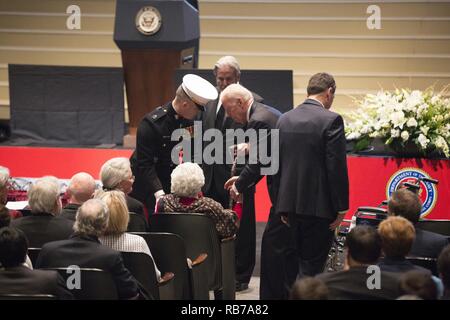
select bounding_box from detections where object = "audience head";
[399,270,437,300]
[100,157,134,195]
[378,216,415,259]
[220,83,254,124]
[0,165,10,205]
[213,55,241,92]
[306,72,336,109]
[67,172,96,205]
[388,188,422,225]
[171,162,205,198]
[290,277,329,300]
[345,225,381,266]
[95,190,129,236]
[0,227,28,268]
[0,206,11,228]
[27,176,62,216]
[74,198,109,238]
[438,244,450,295]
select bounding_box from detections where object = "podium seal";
[136,6,162,35]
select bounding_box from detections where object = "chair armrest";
[191,253,208,267]
[158,272,175,287]
[221,235,236,243]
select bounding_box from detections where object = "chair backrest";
[132,232,190,299]
[416,220,450,237]
[149,213,222,291]
[120,252,159,299]
[406,257,438,276]
[127,212,148,232]
[43,267,118,300]
[0,294,56,300]
[27,248,41,267]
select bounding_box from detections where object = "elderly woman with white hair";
[156,162,240,239]
[100,157,145,219]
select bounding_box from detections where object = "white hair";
[100,157,131,190]
[74,198,109,237]
[170,162,205,197]
[27,176,61,215]
[0,166,10,189]
[220,83,253,103]
[214,55,241,77]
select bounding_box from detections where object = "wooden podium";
[114,0,199,147]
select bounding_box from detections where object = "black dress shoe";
[235,282,249,292]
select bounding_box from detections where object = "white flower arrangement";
[345,88,450,157]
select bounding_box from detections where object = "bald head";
[220,83,253,124]
[67,172,96,204]
[74,198,109,237]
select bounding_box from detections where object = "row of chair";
[23,213,236,300]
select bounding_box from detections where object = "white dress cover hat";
[181,74,218,108]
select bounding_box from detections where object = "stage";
[1,146,449,222]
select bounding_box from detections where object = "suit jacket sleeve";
[325,115,349,213]
[135,120,163,194]
[111,253,142,299]
[235,120,269,193]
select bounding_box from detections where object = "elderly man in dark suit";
[202,56,264,291]
[388,188,449,259]
[36,199,144,300]
[60,172,96,222]
[221,83,281,291]
[11,176,74,248]
[265,73,349,298]
[0,227,73,299]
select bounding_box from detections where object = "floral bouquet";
[345,88,450,158]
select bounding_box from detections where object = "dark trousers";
[235,191,256,284]
[260,209,297,300]
[292,215,335,277]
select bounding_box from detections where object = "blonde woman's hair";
[95,190,129,235]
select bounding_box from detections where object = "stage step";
[0,0,448,119]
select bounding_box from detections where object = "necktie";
[215,106,225,130]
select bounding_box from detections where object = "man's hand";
[229,184,240,201]
[280,215,290,227]
[229,143,250,158]
[329,213,345,231]
[224,176,239,190]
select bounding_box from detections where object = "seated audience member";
[0,207,32,269]
[0,205,11,228]
[0,166,22,220]
[156,162,239,239]
[388,189,448,258]
[0,165,10,206]
[35,199,144,300]
[11,176,73,247]
[438,244,450,300]
[399,270,438,300]
[96,190,161,280]
[290,277,329,300]
[0,227,72,299]
[60,172,96,221]
[100,157,145,218]
[317,225,400,300]
[378,216,430,274]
